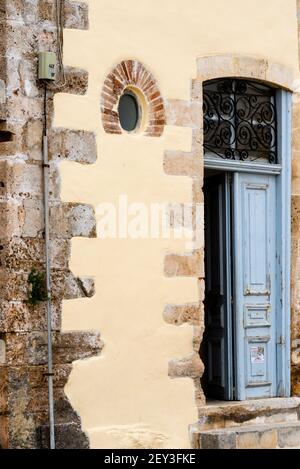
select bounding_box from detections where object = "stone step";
[197,397,300,431]
[198,421,300,449]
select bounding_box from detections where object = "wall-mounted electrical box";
[38,52,56,81]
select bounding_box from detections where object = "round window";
[118,91,140,132]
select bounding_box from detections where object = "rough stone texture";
[163,88,205,415]
[59,66,89,95]
[49,202,97,238]
[164,150,202,177]
[49,129,97,164]
[0,80,6,104]
[38,422,89,449]
[169,353,204,379]
[198,421,300,449]
[196,397,300,431]
[196,55,294,90]
[38,1,89,31]
[0,0,101,449]
[164,251,204,278]
[101,60,165,136]
[4,331,102,367]
[163,303,202,326]
[64,0,89,30]
[0,301,61,333]
[200,432,236,449]
[236,429,278,449]
[277,425,300,448]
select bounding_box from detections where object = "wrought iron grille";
[203,78,277,163]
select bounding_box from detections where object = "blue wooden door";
[233,172,277,400]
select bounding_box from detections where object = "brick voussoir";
[145,125,164,137]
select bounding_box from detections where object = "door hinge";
[277,336,285,346]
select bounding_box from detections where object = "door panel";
[243,184,269,295]
[233,173,277,400]
[204,174,233,400]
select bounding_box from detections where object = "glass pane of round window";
[118,92,139,131]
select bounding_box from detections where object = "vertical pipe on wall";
[43,83,56,449]
[40,1,65,448]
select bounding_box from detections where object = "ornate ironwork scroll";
[203,79,277,163]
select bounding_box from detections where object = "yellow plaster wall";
[54,0,299,448]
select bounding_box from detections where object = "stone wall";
[0,0,101,448]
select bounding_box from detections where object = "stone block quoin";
[162,85,205,414]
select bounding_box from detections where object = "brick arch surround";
[101,60,165,136]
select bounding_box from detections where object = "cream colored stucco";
[54,0,299,449]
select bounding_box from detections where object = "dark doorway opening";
[200,169,235,401]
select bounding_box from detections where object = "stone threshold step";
[198,421,300,449]
[197,397,300,430]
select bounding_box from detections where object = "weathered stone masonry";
[0,0,101,449]
[163,97,205,411]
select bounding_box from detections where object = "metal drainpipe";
[42,83,56,449]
